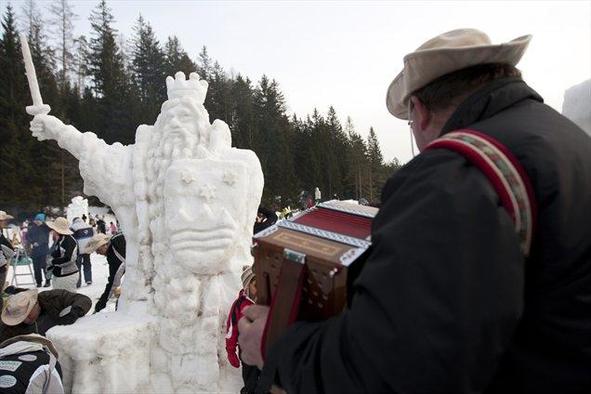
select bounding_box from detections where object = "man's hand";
[238,304,269,369]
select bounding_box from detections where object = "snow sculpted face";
[145,72,261,275]
[165,157,248,273]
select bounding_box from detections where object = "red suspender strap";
[425,129,537,256]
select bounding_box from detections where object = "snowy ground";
[6,252,117,313]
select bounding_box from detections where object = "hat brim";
[46,221,73,235]
[386,34,532,120]
[84,237,109,254]
[0,215,13,221]
[1,290,38,326]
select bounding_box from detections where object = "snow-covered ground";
[6,252,117,313]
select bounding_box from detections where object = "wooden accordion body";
[252,200,378,350]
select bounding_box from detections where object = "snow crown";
[166,71,209,103]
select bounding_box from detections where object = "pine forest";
[0,1,402,215]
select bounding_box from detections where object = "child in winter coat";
[225,265,259,393]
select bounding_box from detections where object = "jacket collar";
[441,77,544,134]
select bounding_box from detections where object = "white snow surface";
[26,71,264,393]
[562,78,591,136]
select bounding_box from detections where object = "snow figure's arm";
[30,113,135,208]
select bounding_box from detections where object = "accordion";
[252,200,378,351]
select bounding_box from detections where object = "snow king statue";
[21,35,264,393]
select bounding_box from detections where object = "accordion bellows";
[253,200,378,351]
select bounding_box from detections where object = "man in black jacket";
[0,289,91,343]
[85,233,126,312]
[238,29,591,393]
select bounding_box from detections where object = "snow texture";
[28,72,264,393]
[65,196,89,224]
[562,78,591,136]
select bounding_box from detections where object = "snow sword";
[19,33,51,116]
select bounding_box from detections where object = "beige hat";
[1,289,39,326]
[241,265,255,289]
[0,211,14,221]
[84,233,110,254]
[0,333,59,358]
[46,217,73,235]
[386,28,532,120]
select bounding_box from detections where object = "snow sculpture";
[562,78,591,136]
[66,196,89,224]
[27,71,264,392]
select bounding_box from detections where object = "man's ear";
[410,96,431,131]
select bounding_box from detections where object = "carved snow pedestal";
[29,72,264,393]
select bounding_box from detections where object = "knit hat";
[46,217,73,235]
[241,265,255,289]
[1,289,39,326]
[33,213,46,222]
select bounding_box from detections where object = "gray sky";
[8,0,591,162]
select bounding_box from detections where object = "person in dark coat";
[253,206,278,235]
[85,233,126,313]
[238,29,591,394]
[0,334,65,394]
[96,216,107,234]
[70,217,94,287]
[26,213,51,287]
[46,217,79,291]
[0,288,91,343]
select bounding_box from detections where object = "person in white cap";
[238,29,591,393]
[0,288,91,344]
[225,265,259,393]
[46,217,79,291]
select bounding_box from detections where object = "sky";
[5,0,591,163]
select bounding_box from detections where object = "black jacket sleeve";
[0,233,14,251]
[51,236,77,266]
[259,149,524,394]
[40,289,92,320]
[95,236,126,312]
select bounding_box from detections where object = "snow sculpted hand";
[29,111,65,142]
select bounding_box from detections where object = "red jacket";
[225,289,254,368]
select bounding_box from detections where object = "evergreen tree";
[197,45,212,80]
[130,15,166,121]
[48,0,77,88]
[164,35,195,77]
[229,74,254,148]
[86,0,132,144]
[366,127,384,203]
[0,5,29,209]
[253,75,296,202]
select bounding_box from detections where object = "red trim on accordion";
[293,207,373,240]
